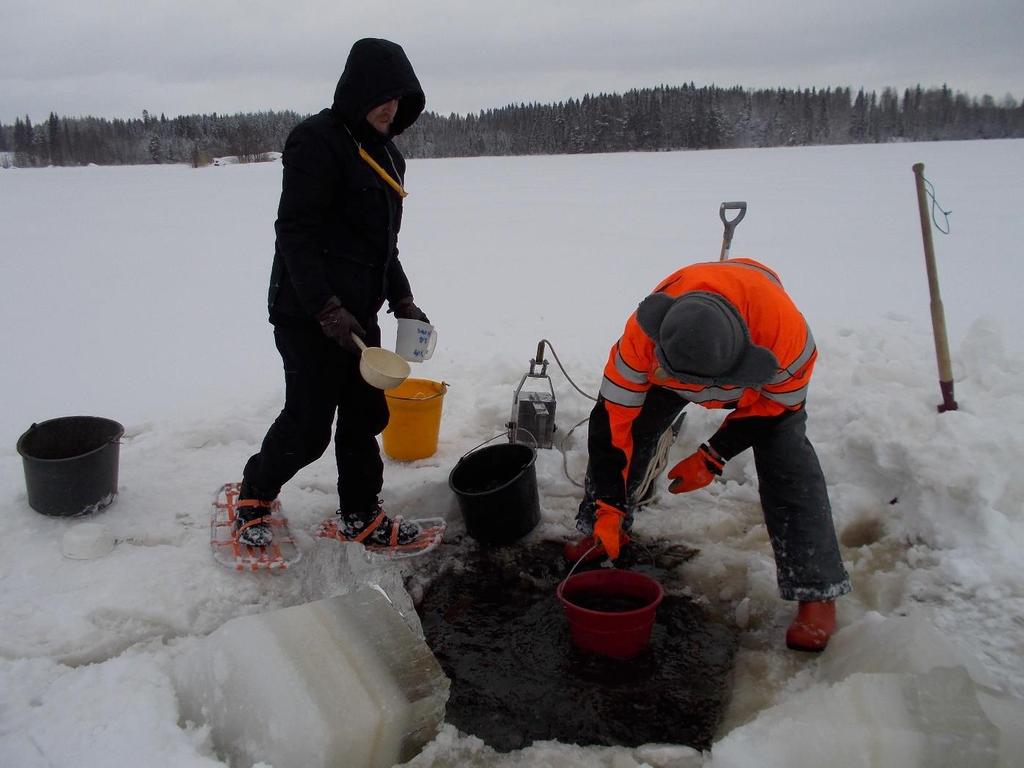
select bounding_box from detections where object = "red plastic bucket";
[556,569,664,659]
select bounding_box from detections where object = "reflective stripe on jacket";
[596,258,816,486]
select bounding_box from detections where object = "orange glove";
[668,443,724,494]
[593,502,626,560]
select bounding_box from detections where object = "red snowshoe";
[211,482,301,571]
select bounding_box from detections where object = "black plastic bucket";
[16,416,125,517]
[448,442,541,545]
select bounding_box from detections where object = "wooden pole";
[912,163,958,412]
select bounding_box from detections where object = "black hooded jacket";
[267,38,426,330]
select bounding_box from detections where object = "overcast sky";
[3,0,1022,125]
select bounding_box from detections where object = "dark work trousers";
[578,386,686,530]
[578,387,850,602]
[751,407,850,601]
[241,322,389,518]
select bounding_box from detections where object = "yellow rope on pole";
[912,162,958,413]
[359,147,408,198]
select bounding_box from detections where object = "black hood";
[332,38,425,139]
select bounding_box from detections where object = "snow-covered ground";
[2,139,1023,767]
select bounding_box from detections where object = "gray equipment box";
[512,390,556,449]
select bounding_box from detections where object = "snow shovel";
[718,201,747,261]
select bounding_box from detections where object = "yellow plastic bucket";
[382,378,448,461]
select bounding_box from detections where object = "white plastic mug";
[61,522,171,559]
[395,319,437,362]
[62,522,115,559]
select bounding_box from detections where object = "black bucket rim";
[448,442,537,498]
[17,415,125,463]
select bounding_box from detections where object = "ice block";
[174,586,450,768]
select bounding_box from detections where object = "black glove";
[315,296,364,353]
[390,296,430,324]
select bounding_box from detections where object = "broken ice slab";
[815,611,1024,767]
[820,610,998,687]
[714,668,1003,767]
[715,611,1024,767]
[173,586,450,768]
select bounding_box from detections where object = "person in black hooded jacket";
[234,38,429,549]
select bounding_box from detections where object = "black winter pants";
[241,323,389,517]
[578,387,850,602]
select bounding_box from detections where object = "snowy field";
[2,138,1024,767]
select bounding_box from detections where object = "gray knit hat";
[636,291,779,386]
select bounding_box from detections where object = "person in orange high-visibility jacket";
[567,258,850,651]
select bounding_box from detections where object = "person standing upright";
[235,38,430,552]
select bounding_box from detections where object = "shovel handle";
[719,201,747,231]
[350,332,367,351]
[719,201,747,260]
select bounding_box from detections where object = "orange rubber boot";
[785,600,836,652]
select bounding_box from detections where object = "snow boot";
[337,504,421,547]
[234,498,275,547]
[785,600,836,652]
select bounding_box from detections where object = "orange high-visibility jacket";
[596,258,817,488]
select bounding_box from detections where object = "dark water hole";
[416,541,737,751]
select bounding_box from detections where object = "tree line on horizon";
[1,83,1021,169]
